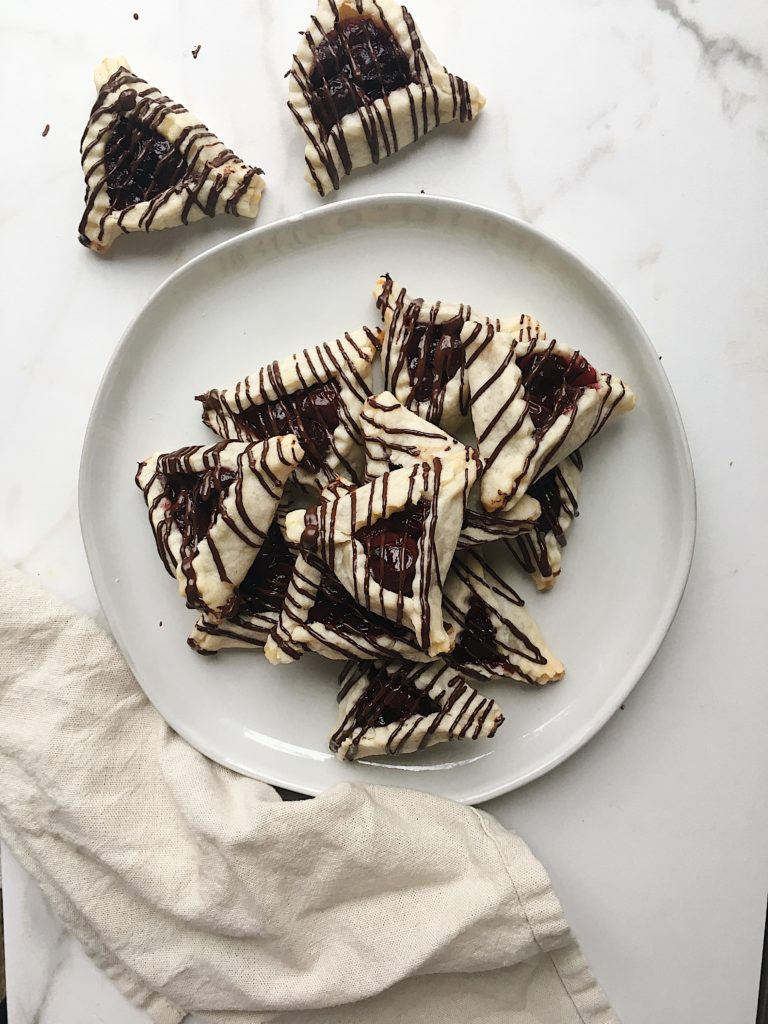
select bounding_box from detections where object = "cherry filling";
[105,114,189,210]
[236,523,295,615]
[309,572,414,639]
[354,501,428,596]
[404,315,465,402]
[229,381,342,472]
[164,468,236,546]
[308,14,414,131]
[453,598,508,672]
[517,351,599,433]
[353,666,439,728]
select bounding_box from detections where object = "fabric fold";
[0,564,616,1024]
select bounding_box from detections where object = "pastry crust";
[506,452,583,591]
[443,552,564,684]
[266,474,429,664]
[464,321,635,511]
[287,0,485,196]
[135,437,303,619]
[330,659,505,760]
[374,275,475,430]
[373,276,541,431]
[361,391,541,547]
[197,328,381,490]
[285,457,476,655]
[79,58,265,253]
[264,550,432,665]
[188,608,278,654]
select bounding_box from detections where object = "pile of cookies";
[136,275,635,760]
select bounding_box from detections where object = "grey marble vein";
[653,0,766,77]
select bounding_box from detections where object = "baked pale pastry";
[188,521,296,653]
[360,391,541,547]
[265,550,432,664]
[373,276,543,432]
[374,274,475,430]
[79,58,264,253]
[443,552,564,684]
[285,456,476,655]
[197,328,380,489]
[506,452,583,591]
[287,1,485,196]
[266,475,429,662]
[463,321,635,511]
[135,437,303,619]
[330,660,504,760]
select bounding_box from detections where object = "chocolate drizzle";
[442,552,564,684]
[330,660,504,760]
[222,381,342,473]
[237,523,295,615]
[288,1,483,196]
[377,275,473,425]
[286,455,473,655]
[79,60,264,251]
[465,321,634,510]
[165,466,237,546]
[308,14,415,131]
[360,390,539,548]
[104,115,190,209]
[197,329,380,488]
[135,437,303,618]
[506,452,583,586]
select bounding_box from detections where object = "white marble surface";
[1,0,767,1021]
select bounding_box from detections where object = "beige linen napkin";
[0,564,618,1024]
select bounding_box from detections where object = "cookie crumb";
[133,11,139,19]
[729,461,733,467]
[192,44,202,59]
[419,188,425,194]
[159,621,163,627]
[42,123,50,137]
[620,703,626,710]
[658,355,662,360]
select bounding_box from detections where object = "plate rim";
[79,192,697,803]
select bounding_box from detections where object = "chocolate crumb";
[192,44,202,59]
[729,461,733,467]
[419,188,425,194]
[159,621,163,627]
[658,355,662,360]
[620,703,626,710]
[133,11,139,19]
[42,123,50,137]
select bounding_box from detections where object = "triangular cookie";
[197,328,381,490]
[264,550,432,665]
[330,660,505,760]
[79,58,265,253]
[287,1,485,196]
[267,474,429,663]
[506,452,583,591]
[463,321,635,511]
[360,391,541,547]
[188,521,296,654]
[135,437,303,619]
[443,552,564,684]
[373,276,542,431]
[266,474,429,663]
[374,274,475,429]
[284,457,475,655]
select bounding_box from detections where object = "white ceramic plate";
[80,194,695,804]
